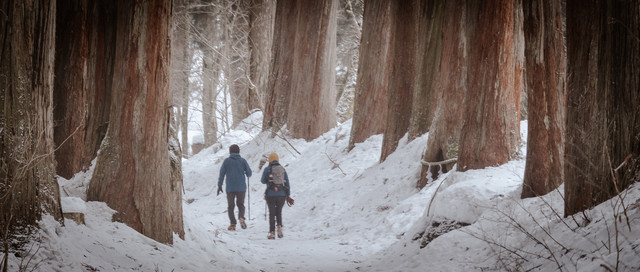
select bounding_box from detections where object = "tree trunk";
[170,0,192,155]
[408,0,444,141]
[418,0,470,188]
[564,0,640,216]
[348,0,391,151]
[87,0,183,244]
[457,0,522,171]
[84,0,115,169]
[198,3,219,147]
[263,0,297,133]
[0,0,63,235]
[53,0,89,179]
[521,0,566,198]
[248,0,275,112]
[286,0,338,141]
[168,109,185,239]
[380,0,421,161]
[229,1,251,127]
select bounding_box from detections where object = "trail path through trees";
[186,190,365,271]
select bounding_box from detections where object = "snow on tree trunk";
[0,0,63,232]
[457,0,522,171]
[521,0,566,198]
[418,0,469,188]
[87,0,183,244]
[287,0,338,141]
[348,0,391,151]
[380,0,421,161]
[168,109,185,240]
[263,0,297,133]
[564,0,640,216]
[53,0,89,179]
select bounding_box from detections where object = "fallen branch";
[421,158,458,166]
[324,151,346,176]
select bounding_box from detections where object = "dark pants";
[226,191,246,225]
[266,196,286,232]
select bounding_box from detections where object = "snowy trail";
[185,192,365,272]
[22,115,640,271]
[221,224,363,271]
[180,116,427,271]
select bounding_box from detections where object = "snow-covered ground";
[8,112,640,271]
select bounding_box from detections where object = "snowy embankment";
[8,112,640,271]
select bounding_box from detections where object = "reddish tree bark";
[263,0,297,133]
[348,0,391,151]
[84,0,115,169]
[408,0,444,141]
[457,0,522,171]
[88,0,183,243]
[380,0,421,161]
[564,0,640,216]
[54,0,89,179]
[418,0,469,188]
[521,0,566,198]
[287,0,338,140]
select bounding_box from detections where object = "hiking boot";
[267,232,275,240]
[239,218,247,229]
[228,224,236,231]
[277,226,283,238]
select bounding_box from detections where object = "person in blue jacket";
[261,152,291,239]
[218,144,252,230]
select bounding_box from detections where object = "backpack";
[268,164,287,193]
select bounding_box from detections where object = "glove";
[217,187,223,196]
[286,196,295,207]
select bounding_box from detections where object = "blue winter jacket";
[261,161,290,197]
[218,153,252,192]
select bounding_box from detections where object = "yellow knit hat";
[268,153,279,163]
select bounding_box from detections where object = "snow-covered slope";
[8,112,639,271]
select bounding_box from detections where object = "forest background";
[1,0,639,270]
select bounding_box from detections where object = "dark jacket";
[218,153,252,192]
[261,161,290,197]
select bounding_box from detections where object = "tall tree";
[170,0,193,154]
[418,0,470,188]
[87,0,184,243]
[564,0,640,216]
[380,0,421,161]
[263,0,297,133]
[335,0,363,123]
[457,0,522,171]
[227,0,251,127]
[521,0,566,198]
[348,0,391,151]
[0,0,63,237]
[84,0,116,169]
[286,0,338,140]
[193,2,221,147]
[408,0,444,141]
[248,0,275,111]
[53,0,89,179]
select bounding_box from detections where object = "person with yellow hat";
[261,152,293,239]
